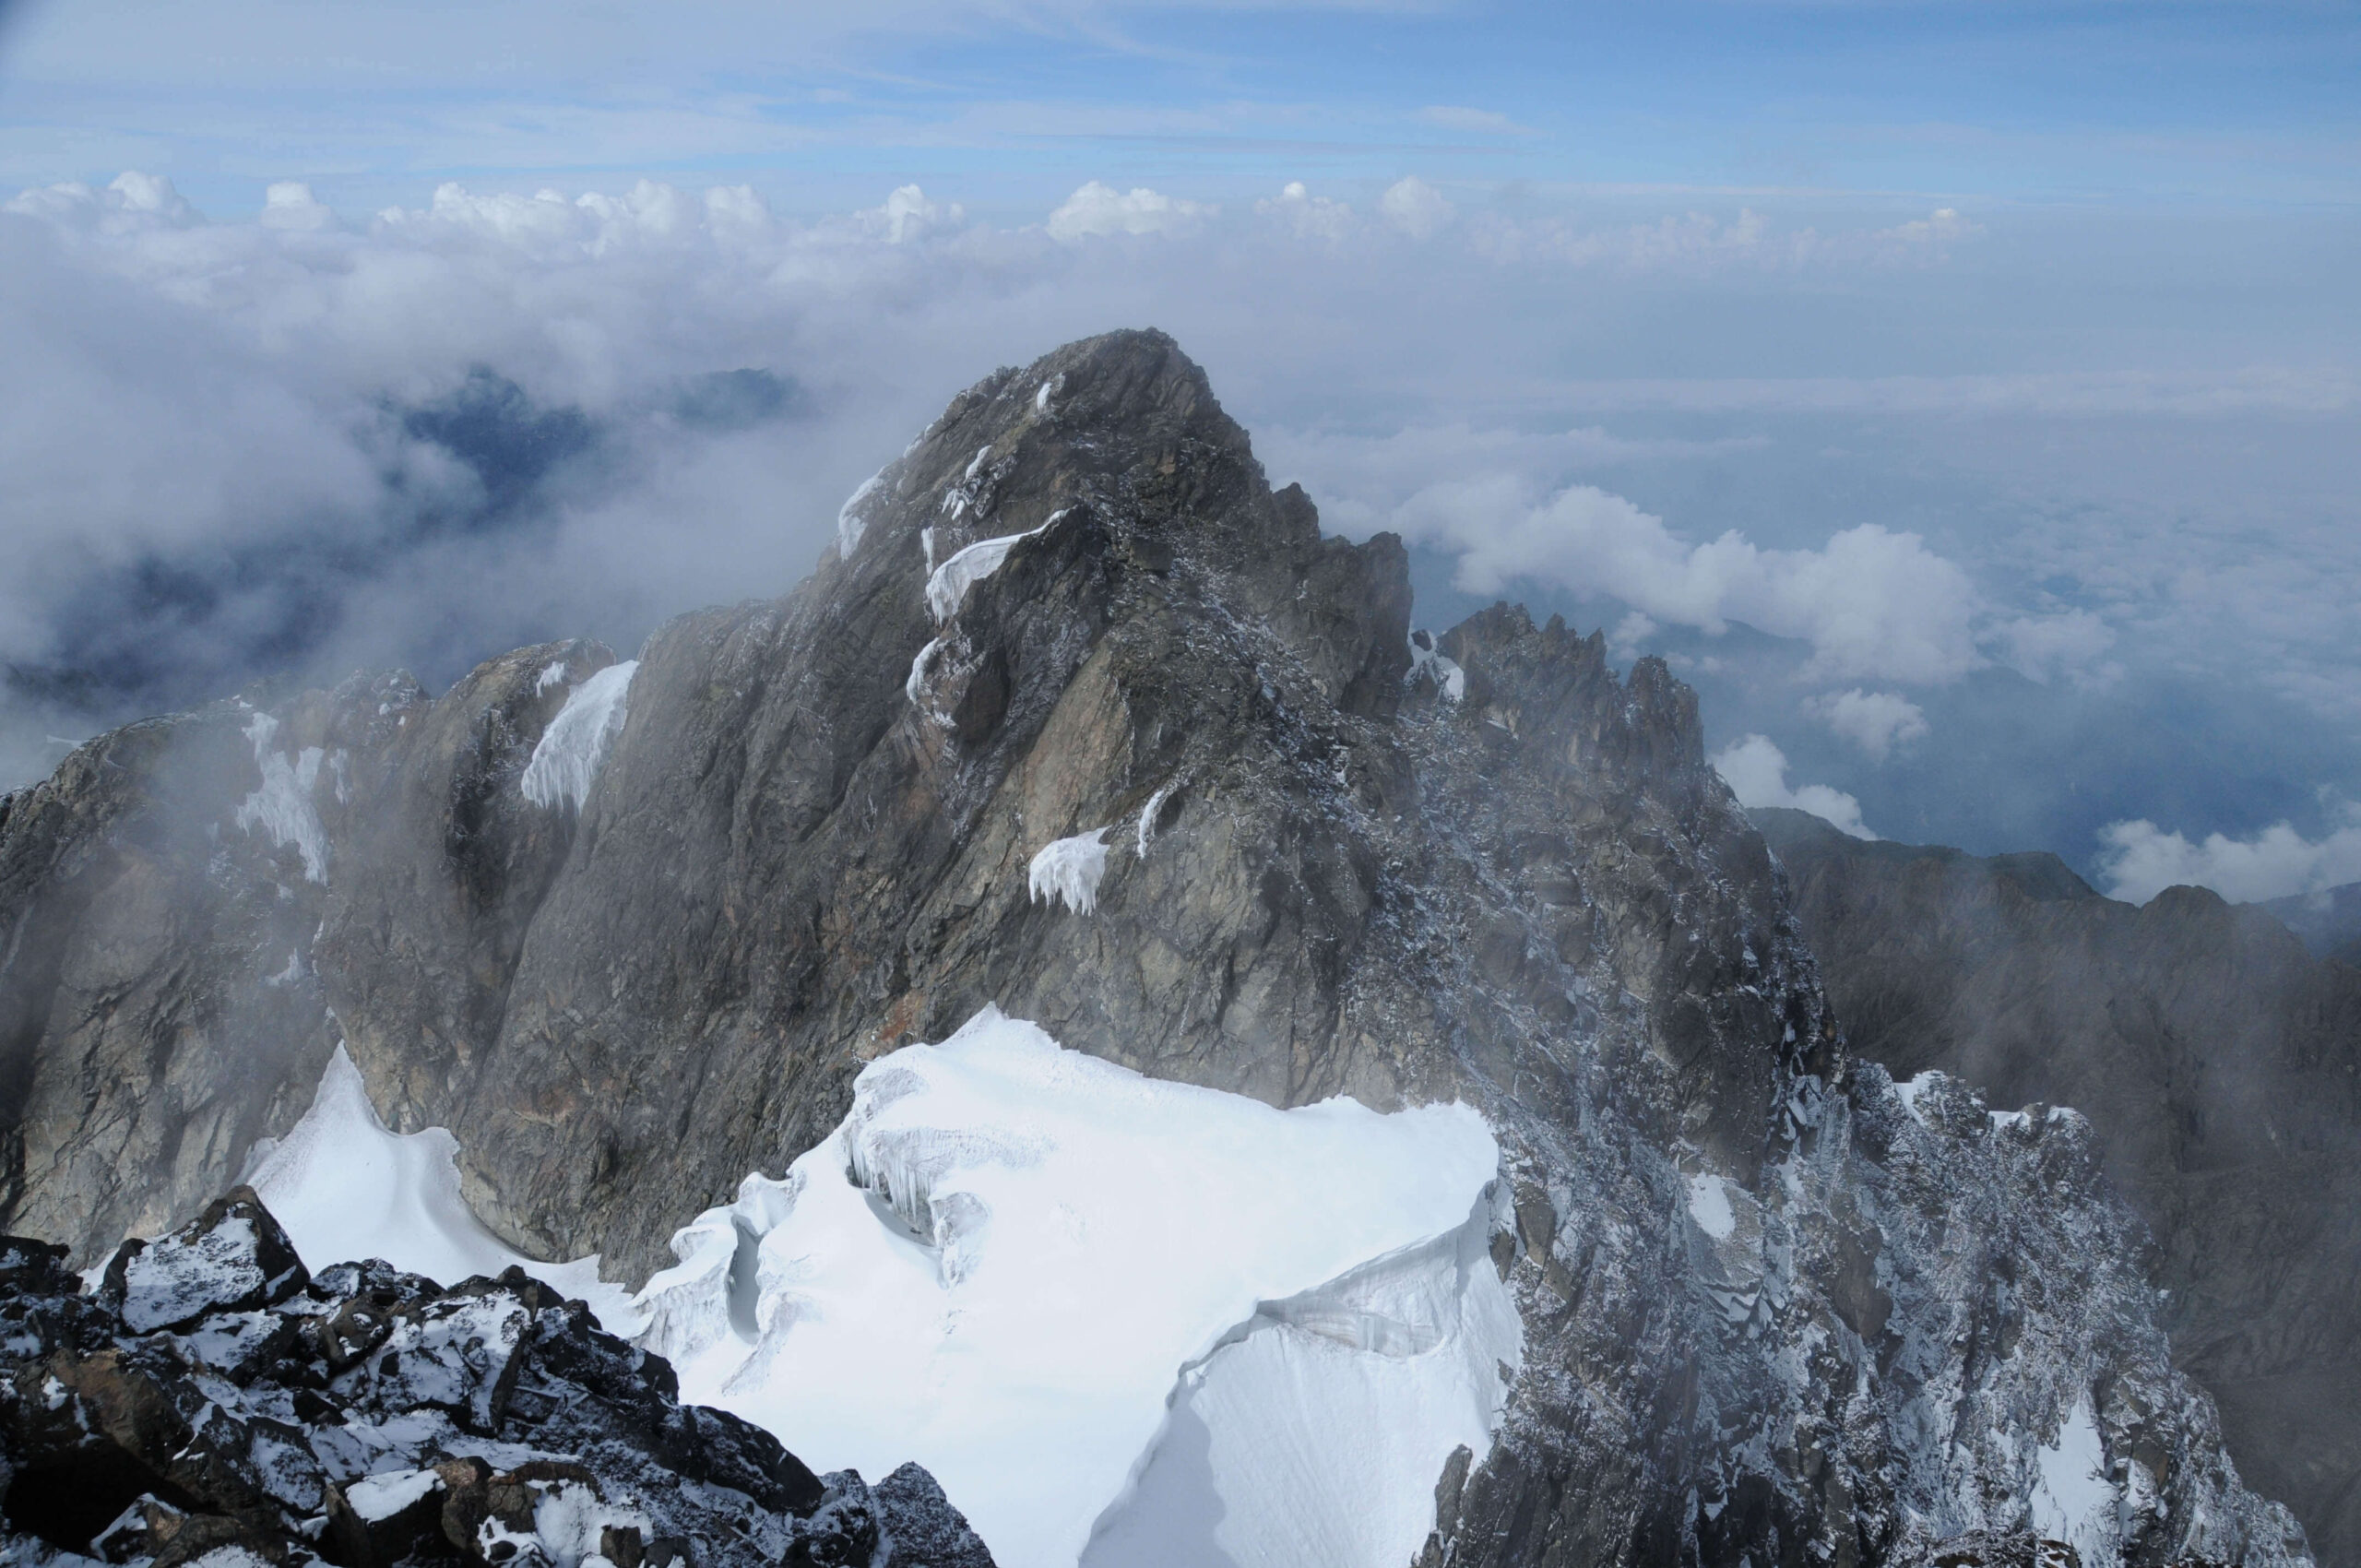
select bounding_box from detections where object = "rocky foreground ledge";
[0,1189,992,1568]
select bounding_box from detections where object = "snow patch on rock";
[245,1045,638,1329]
[1686,1172,1738,1241]
[926,515,1058,624]
[836,471,884,555]
[2031,1392,2122,1566]
[521,659,636,813]
[1029,827,1111,915]
[1406,632,1465,703]
[234,712,329,882]
[633,1006,1513,1568]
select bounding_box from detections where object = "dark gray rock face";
[0,331,2312,1564]
[0,1188,988,1566]
[1756,806,2361,1566]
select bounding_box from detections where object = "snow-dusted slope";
[633,1007,1518,1568]
[243,1045,640,1329]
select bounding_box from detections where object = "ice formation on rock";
[520,659,637,813]
[836,471,884,554]
[1028,826,1111,914]
[234,710,330,881]
[925,515,1058,624]
[632,1007,1515,1568]
[244,1045,637,1328]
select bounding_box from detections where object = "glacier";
[631,1006,1519,1568]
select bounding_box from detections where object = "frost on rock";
[520,659,638,813]
[245,1045,638,1330]
[1028,827,1111,915]
[836,471,885,555]
[926,515,1058,624]
[1405,631,1465,703]
[536,659,570,694]
[234,711,330,882]
[630,1006,1513,1568]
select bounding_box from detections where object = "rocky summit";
[0,329,2321,1566]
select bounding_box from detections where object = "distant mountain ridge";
[2258,881,2361,968]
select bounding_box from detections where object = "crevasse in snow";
[234,711,331,882]
[520,660,638,813]
[244,1045,639,1331]
[1029,827,1110,914]
[630,1007,1515,1568]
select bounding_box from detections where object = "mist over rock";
[1756,805,2361,1565]
[0,330,2315,1564]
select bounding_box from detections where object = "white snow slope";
[244,1045,640,1331]
[520,659,638,812]
[632,1006,1519,1568]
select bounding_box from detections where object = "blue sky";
[5,1,2356,211]
[0,1,2356,901]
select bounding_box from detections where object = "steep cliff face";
[1756,807,2361,1566]
[0,332,2310,1565]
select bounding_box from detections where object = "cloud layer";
[1712,735,1879,840]
[2097,813,2361,907]
[0,167,2352,894]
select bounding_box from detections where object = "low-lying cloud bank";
[0,170,2029,781]
[0,169,2350,904]
[2098,812,2361,907]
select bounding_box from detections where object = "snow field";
[633,1007,1517,1568]
[520,659,638,813]
[244,1046,640,1330]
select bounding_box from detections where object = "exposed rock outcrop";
[0,1189,990,1566]
[0,331,2313,1564]
[1757,806,2361,1565]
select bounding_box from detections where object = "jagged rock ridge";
[0,1186,991,1566]
[1755,806,2361,1566]
[0,330,2314,1565]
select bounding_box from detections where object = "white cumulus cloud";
[1806,688,1929,761]
[1712,734,1879,839]
[1387,476,1983,684]
[1047,181,1212,242]
[1255,181,1355,242]
[2095,811,2361,905]
[1379,176,1453,239]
